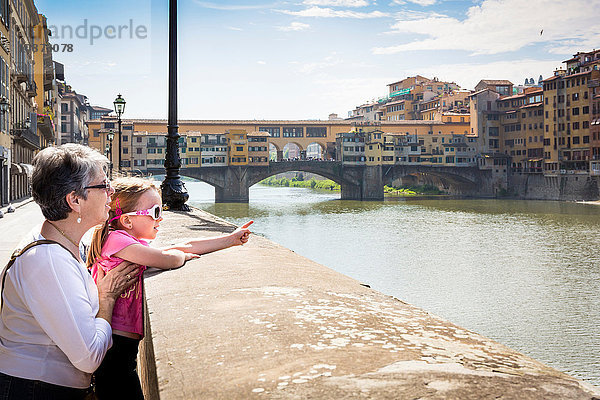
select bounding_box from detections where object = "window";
[104,122,115,129]
[259,126,280,138]
[572,107,580,116]
[136,137,142,143]
[573,136,580,145]
[93,129,99,137]
[583,106,589,114]
[123,148,128,154]
[572,93,579,101]
[136,148,142,154]
[282,127,304,137]
[583,136,590,144]
[306,127,327,137]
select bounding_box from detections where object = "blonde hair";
[87,177,161,269]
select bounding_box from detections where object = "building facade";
[9,0,39,202]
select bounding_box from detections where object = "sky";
[35,0,600,120]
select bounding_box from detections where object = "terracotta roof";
[469,88,493,97]
[248,131,271,137]
[478,80,513,85]
[542,75,561,82]
[520,102,543,109]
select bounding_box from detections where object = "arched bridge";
[148,162,495,202]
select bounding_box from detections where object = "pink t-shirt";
[90,230,148,336]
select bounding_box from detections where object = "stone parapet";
[140,208,600,399]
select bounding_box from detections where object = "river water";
[183,179,600,386]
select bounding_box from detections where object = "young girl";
[87,177,252,400]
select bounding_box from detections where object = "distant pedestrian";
[0,144,140,400]
[87,176,252,400]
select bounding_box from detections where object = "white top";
[0,229,113,389]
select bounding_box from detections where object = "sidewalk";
[0,198,44,267]
[139,207,600,400]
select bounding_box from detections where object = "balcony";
[26,80,36,97]
[37,114,54,141]
[13,69,27,84]
[12,122,40,150]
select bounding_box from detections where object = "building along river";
[182,178,600,387]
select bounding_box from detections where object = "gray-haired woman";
[0,144,140,400]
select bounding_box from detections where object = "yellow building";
[543,67,599,173]
[33,13,56,149]
[247,131,269,166]
[226,129,248,165]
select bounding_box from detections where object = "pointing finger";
[241,220,254,229]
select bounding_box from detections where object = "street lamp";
[113,94,126,172]
[161,0,189,210]
[0,97,9,133]
[107,130,115,178]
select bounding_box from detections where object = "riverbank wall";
[138,207,600,399]
[509,173,600,201]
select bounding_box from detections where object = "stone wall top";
[140,208,600,399]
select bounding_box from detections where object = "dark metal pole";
[109,138,113,179]
[117,117,122,173]
[161,0,189,210]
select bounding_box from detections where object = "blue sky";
[35,0,600,120]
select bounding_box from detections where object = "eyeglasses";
[84,180,112,193]
[122,204,162,220]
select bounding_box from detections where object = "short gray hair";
[32,144,109,221]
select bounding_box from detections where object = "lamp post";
[0,97,8,133]
[107,130,115,178]
[161,0,189,210]
[113,94,126,173]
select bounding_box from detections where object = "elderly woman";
[0,144,140,400]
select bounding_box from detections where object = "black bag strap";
[1,239,78,311]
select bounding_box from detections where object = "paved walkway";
[0,198,43,266]
[140,208,600,400]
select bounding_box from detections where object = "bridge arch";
[306,142,325,160]
[382,166,481,195]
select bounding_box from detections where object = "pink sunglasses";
[110,204,162,222]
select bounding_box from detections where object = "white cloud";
[405,59,561,91]
[297,53,343,73]
[257,61,267,64]
[194,1,276,10]
[277,22,311,31]
[303,0,369,6]
[226,26,243,31]
[278,6,390,18]
[391,0,438,5]
[373,0,600,55]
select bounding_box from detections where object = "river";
[182,179,600,386]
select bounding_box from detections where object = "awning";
[11,163,22,174]
[20,163,33,176]
[527,158,543,162]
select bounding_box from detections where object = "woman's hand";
[95,261,141,323]
[96,261,141,301]
[230,220,253,246]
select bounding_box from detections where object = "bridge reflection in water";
[148,161,495,202]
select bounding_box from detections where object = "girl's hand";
[185,253,201,262]
[96,261,141,300]
[231,220,253,246]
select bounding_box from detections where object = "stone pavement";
[0,198,43,266]
[139,207,600,400]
